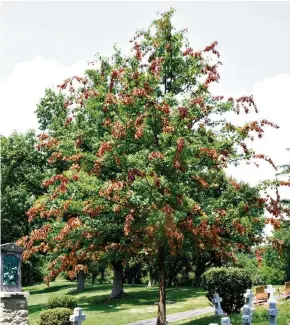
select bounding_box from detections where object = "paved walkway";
[125,306,214,325]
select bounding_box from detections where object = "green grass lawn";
[174,300,290,325]
[24,277,210,325]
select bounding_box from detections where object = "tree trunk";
[77,270,85,292]
[131,275,135,287]
[92,271,97,284]
[156,246,166,325]
[109,261,126,298]
[100,266,105,284]
[194,258,206,287]
[148,267,153,287]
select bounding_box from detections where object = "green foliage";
[36,88,66,132]
[124,260,147,285]
[273,220,290,281]
[39,308,72,325]
[235,252,264,285]
[1,131,48,244]
[235,245,288,286]
[22,255,45,285]
[259,265,286,285]
[260,241,287,284]
[202,267,252,313]
[45,296,78,310]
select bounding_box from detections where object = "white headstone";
[212,293,224,316]
[268,301,278,325]
[265,285,276,302]
[244,289,255,309]
[221,317,231,325]
[70,307,86,325]
[242,304,252,325]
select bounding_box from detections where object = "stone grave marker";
[284,281,290,298]
[221,316,232,325]
[265,285,276,302]
[244,289,255,311]
[268,300,278,325]
[70,307,86,325]
[212,293,224,316]
[242,304,252,325]
[0,243,29,325]
[255,285,267,304]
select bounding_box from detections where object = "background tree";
[1,131,48,243]
[19,9,285,325]
[1,131,49,284]
[271,220,290,281]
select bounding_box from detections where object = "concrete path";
[125,306,214,325]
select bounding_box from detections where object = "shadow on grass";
[65,283,114,295]
[76,285,208,314]
[27,281,209,321]
[28,283,75,295]
[28,303,47,315]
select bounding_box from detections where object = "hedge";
[39,308,72,325]
[45,296,78,310]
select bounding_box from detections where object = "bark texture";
[77,270,85,292]
[156,246,166,325]
[109,261,126,298]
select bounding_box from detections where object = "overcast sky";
[1,1,290,207]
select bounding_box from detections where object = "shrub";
[39,308,72,325]
[46,296,78,310]
[202,266,252,313]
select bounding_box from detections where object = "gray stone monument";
[212,293,224,316]
[221,317,232,325]
[268,301,278,325]
[70,307,86,325]
[244,289,255,312]
[265,285,276,302]
[242,304,252,325]
[0,243,29,325]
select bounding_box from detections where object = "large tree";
[19,10,286,325]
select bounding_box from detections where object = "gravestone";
[242,304,252,325]
[285,281,290,298]
[212,293,224,316]
[221,317,232,325]
[244,289,255,311]
[265,285,276,302]
[0,243,29,325]
[255,285,267,303]
[70,307,86,325]
[268,300,278,325]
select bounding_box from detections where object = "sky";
[1,1,290,214]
